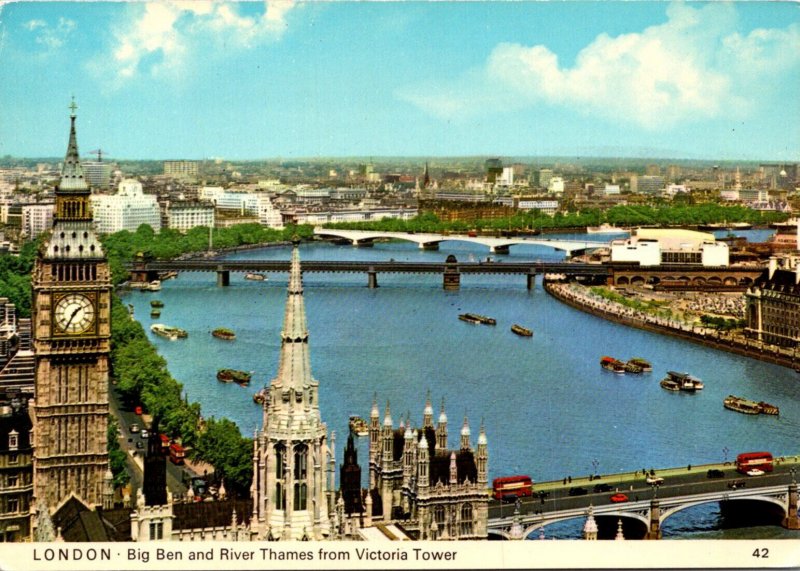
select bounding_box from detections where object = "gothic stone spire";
[273,244,313,391]
[59,97,89,193]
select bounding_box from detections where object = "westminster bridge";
[486,458,800,539]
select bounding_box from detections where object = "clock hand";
[64,306,81,329]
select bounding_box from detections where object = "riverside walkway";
[545,281,799,370]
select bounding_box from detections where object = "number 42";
[752,548,769,558]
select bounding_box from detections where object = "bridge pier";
[353,240,374,247]
[646,499,662,540]
[527,273,536,290]
[443,255,460,290]
[367,268,378,289]
[216,269,230,287]
[420,242,439,251]
[491,245,510,255]
[783,482,799,530]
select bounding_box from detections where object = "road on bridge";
[488,459,800,521]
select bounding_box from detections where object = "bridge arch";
[660,494,788,526]
[630,275,646,286]
[692,277,706,286]
[617,276,630,285]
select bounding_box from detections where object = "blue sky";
[1,1,798,161]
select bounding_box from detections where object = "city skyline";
[1,1,799,161]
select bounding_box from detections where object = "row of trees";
[328,204,788,234]
[103,223,314,284]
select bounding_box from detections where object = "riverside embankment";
[544,280,798,371]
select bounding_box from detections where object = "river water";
[124,229,800,538]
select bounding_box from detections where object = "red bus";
[492,475,533,500]
[736,452,773,474]
[169,443,185,465]
[159,434,170,452]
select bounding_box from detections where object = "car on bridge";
[593,483,613,493]
[746,468,765,477]
[707,469,725,478]
[728,480,746,489]
[646,476,664,486]
[568,487,588,496]
[610,493,629,503]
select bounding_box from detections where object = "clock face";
[53,293,96,335]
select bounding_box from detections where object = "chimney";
[768,257,778,280]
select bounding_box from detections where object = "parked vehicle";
[610,493,629,503]
[707,469,725,478]
[593,483,613,493]
[568,487,588,496]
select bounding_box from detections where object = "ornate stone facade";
[746,255,800,347]
[368,395,489,539]
[31,103,114,510]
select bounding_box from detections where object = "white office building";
[21,203,55,240]
[548,177,565,194]
[610,229,729,267]
[90,179,162,234]
[166,201,215,232]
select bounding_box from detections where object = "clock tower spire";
[31,101,113,510]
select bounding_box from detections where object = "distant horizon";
[2,2,798,161]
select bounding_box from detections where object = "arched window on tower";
[293,444,308,511]
[460,503,473,537]
[274,444,286,511]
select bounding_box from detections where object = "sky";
[0,1,798,161]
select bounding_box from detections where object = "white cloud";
[94,1,295,89]
[23,17,76,51]
[401,2,800,130]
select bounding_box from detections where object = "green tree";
[192,417,253,497]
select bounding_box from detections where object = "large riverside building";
[250,241,333,540]
[30,102,114,510]
[367,396,489,539]
[745,255,800,348]
[610,229,729,267]
[165,200,215,231]
[90,179,162,234]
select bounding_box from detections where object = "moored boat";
[349,415,369,437]
[511,324,533,337]
[150,310,161,318]
[723,395,761,415]
[600,356,626,374]
[624,361,643,374]
[459,314,481,324]
[217,369,251,385]
[660,371,703,392]
[150,300,164,308]
[212,327,236,340]
[145,280,162,292]
[626,358,652,372]
[245,273,267,281]
[150,323,188,340]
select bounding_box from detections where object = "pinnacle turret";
[59,97,89,193]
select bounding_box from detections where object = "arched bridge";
[313,228,609,255]
[487,460,800,540]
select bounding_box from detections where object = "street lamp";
[722,447,729,465]
[790,468,796,485]
[592,459,599,478]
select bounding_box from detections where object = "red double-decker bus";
[736,452,773,474]
[169,443,185,465]
[492,475,533,500]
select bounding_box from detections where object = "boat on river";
[217,369,251,385]
[245,273,267,281]
[349,415,369,437]
[511,324,533,337]
[660,371,704,392]
[586,223,628,234]
[458,313,496,326]
[723,395,779,416]
[212,328,236,340]
[150,300,164,308]
[145,280,162,292]
[626,358,652,372]
[150,323,188,340]
[253,387,268,405]
[600,356,626,374]
[150,310,161,318]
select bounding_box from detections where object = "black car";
[501,493,518,504]
[593,483,613,493]
[536,490,550,499]
[568,487,588,496]
[728,480,746,489]
[707,469,725,478]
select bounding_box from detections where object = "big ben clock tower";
[31,100,113,509]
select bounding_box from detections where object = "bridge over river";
[313,227,607,255]
[487,458,800,539]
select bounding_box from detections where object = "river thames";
[125,230,800,538]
